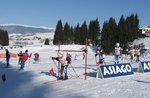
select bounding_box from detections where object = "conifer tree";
[80,21,88,45]
[74,24,81,44]
[53,20,63,45]
[0,29,9,46]
[44,38,49,45]
[89,18,100,45]
[63,22,70,44]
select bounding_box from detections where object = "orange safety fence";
[0,53,18,58]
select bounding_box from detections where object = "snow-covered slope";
[0,34,150,98]
[0,24,55,33]
[9,32,54,46]
[133,37,150,49]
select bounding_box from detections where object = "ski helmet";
[58,52,63,58]
[116,43,120,47]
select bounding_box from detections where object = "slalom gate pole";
[52,59,58,68]
[28,57,32,67]
[85,37,88,80]
[56,39,88,80]
[57,41,60,77]
[70,64,79,77]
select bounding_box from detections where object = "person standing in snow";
[17,51,23,65]
[114,43,122,64]
[125,49,129,60]
[5,49,10,68]
[129,47,135,63]
[135,47,140,62]
[52,52,69,80]
[66,53,71,65]
[95,47,104,65]
[34,53,39,63]
[19,50,31,70]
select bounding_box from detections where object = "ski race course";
[1,43,150,98]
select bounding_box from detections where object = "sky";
[0,0,150,28]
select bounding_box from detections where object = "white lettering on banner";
[104,67,110,75]
[108,66,114,74]
[143,63,150,70]
[116,66,122,73]
[121,65,127,73]
[126,64,132,72]
[148,62,150,68]
[112,66,116,74]
[103,64,132,75]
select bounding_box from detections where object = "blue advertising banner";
[99,63,134,78]
[140,61,150,72]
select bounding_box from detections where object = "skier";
[129,47,135,63]
[125,49,129,60]
[5,49,10,68]
[17,51,23,65]
[19,50,31,69]
[83,53,85,59]
[66,53,71,64]
[52,52,69,80]
[34,53,39,63]
[95,47,104,65]
[114,43,122,64]
[135,47,140,62]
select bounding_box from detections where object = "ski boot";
[58,76,63,80]
[63,75,68,80]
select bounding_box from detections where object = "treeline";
[53,19,100,45]
[53,14,140,54]
[101,14,140,54]
[0,29,9,46]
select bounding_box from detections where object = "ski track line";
[49,81,99,94]
[52,82,103,97]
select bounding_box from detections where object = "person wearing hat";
[5,49,10,68]
[52,52,69,80]
[114,43,122,64]
[20,50,32,69]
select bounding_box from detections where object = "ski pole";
[52,59,58,68]
[69,64,79,77]
[51,57,60,78]
[28,57,32,67]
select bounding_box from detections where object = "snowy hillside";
[133,37,150,49]
[0,34,150,98]
[9,32,54,46]
[0,24,55,33]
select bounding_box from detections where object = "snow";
[0,24,54,30]
[0,33,150,98]
[133,37,150,49]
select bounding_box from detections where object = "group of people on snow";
[95,43,142,65]
[17,50,32,69]
[3,49,39,69]
[1,43,145,81]
[52,52,72,80]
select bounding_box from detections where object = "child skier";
[5,49,10,68]
[34,53,39,63]
[17,51,23,65]
[114,43,122,64]
[19,50,31,70]
[129,47,135,63]
[52,52,70,80]
[95,47,104,65]
[135,47,140,62]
